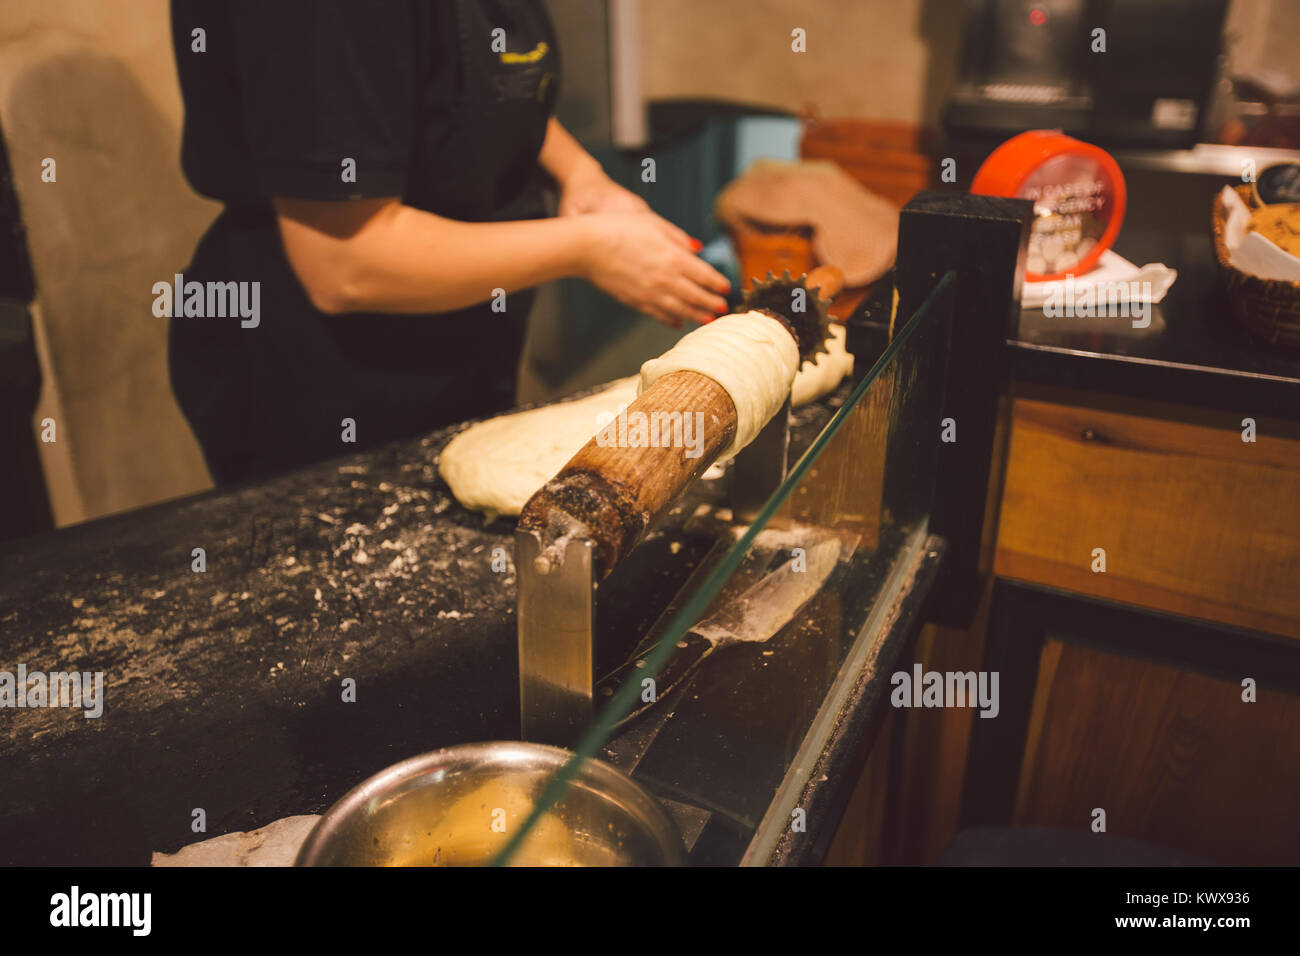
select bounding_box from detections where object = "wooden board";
[995,398,1300,639]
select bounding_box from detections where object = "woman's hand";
[581,211,731,328]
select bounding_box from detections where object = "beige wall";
[1224,0,1300,84]
[641,0,963,126]
[0,0,216,526]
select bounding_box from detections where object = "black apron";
[170,0,559,484]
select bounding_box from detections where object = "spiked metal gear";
[740,269,836,363]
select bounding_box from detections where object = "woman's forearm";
[538,116,601,185]
[275,197,595,315]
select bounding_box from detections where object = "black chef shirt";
[168,0,560,484]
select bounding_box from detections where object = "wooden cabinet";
[1015,638,1300,865]
[956,393,1300,864]
[996,396,1300,639]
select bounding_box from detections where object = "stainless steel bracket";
[516,529,595,746]
[516,394,791,745]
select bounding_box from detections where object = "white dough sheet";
[438,320,853,518]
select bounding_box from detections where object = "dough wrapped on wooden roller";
[637,310,799,458]
[445,265,842,575]
[439,325,851,519]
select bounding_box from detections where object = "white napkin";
[1220,185,1300,282]
[1021,250,1178,310]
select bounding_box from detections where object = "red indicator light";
[1029,8,1047,25]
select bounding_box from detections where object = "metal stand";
[516,399,793,746]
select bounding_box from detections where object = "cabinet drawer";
[995,398,1300,639]
[1014,639,1300,865]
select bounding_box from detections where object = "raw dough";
[438,376,639,519]
[639,310,799,457]
[791,323,852,406]
[438,320,853,518]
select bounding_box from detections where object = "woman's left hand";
[558,163,649,217]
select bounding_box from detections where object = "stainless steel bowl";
[295,741,685,866]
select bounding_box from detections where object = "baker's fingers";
[649,215,698,252]
[643,300,682,329]
[673,276,729,316]
[680,252,732,296]
[659,292,713,327]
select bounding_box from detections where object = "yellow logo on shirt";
[500,41,548,65]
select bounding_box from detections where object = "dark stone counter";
[1009,233,1300,420]
[0,387,844,865]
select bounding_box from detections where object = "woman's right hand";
[580,211,732,328]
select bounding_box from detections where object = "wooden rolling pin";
[518,266,843,578]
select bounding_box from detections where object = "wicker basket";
[1211,184,1300,349]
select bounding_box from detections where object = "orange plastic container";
[971,130,1126,281]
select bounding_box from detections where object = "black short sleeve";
[227,0,415,200]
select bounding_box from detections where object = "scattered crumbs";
[144,589,167,600]
[432,499,450,515]
[338,464,367,475]
[382,503,399,516]
[352,550,371,565]
[316,512,338,525]
[669,541,682,555]
[70,597,84,609]
[274,617,290,626]
[437,610,472,620]
[378,482,393,492]
[283,555,296,566]
[379,540,400,550]
[762,649,774,656]
[344,523,367,536]
[239,592,251,600]
[314,588,322,602]
[209,591,229,606]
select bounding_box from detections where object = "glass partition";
[494,271,956,866]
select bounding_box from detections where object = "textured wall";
[1225,0,1300,84]
[640,0,963,126]
[0,0,216,525]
